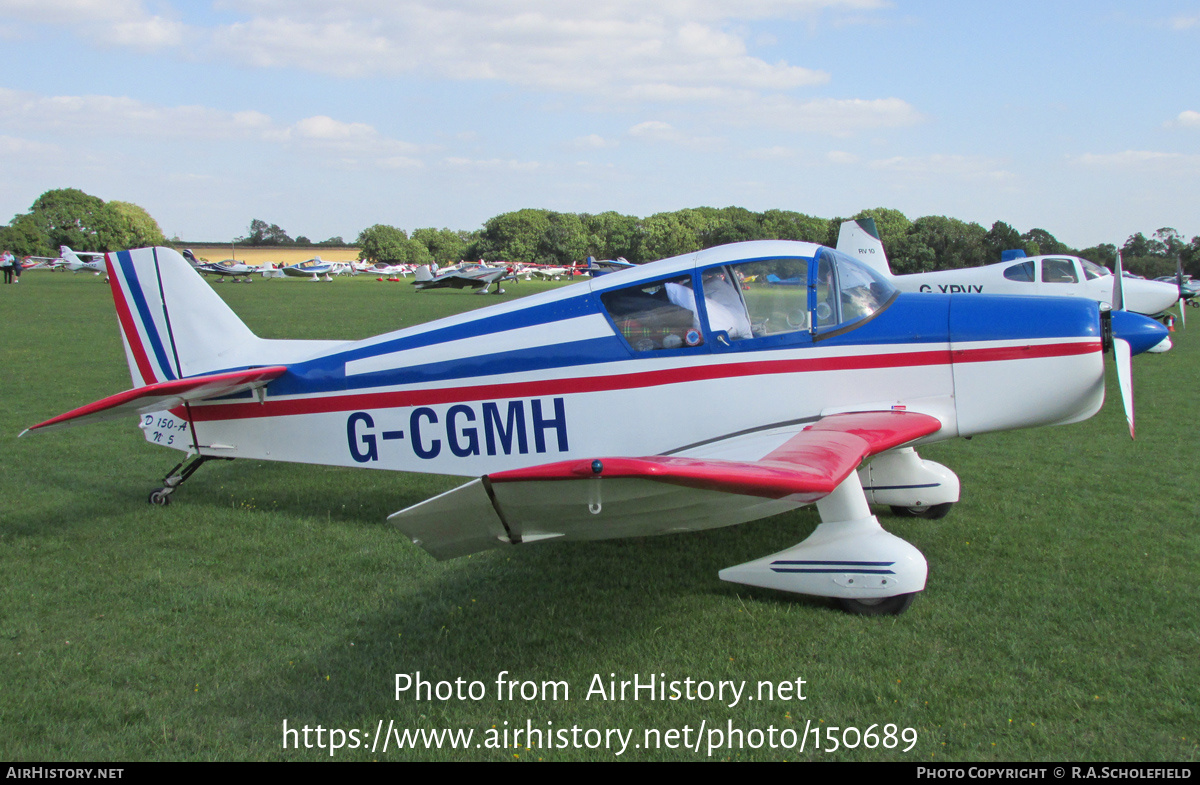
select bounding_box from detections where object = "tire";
[890,502,953,519]
[837,592,917,616]
[148,489,171,506]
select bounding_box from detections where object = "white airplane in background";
[59,246,107,276]
[412,261,516,294]
[181,250,259,283]
[22,242,1166,615]
[281,258,335,281]
[836,219,1185,340]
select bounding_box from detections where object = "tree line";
[2,189,1196,278]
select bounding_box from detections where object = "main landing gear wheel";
[837,592,917,616]
[890,502,953,519]
[148,489,171,506]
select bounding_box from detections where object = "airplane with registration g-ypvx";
[21,243,1167,614]
[836,219,1183,349]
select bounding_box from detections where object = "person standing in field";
[1,250,15,284]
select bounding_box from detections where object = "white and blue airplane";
[836,219,1184,330]
[59,246,107,276]
[21,243,1166,614]
[181,249,258,283]
[412,262,516,294]
[282,257,335,281]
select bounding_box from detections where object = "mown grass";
[1,271,1197,762]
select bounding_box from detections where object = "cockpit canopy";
[600,248,897,352]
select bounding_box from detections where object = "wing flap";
[21,366,288,435]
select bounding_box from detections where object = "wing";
[21,366,287,435]
[390,410,942,559]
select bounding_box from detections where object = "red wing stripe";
[488,411,943,500]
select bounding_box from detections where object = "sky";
[0,0,1197,249]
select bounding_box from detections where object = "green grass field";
[2,271,1197,762]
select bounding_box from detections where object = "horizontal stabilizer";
[22,366,287,435]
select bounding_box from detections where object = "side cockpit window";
[600,275,704,351]
[1004,261,1035,282]
[1042,258,1078,283]
[815,248,895,335]
[722,258,811,339]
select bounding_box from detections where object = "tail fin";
[836,219,892,278]
[414,265,434,282]
[106,247,259,386]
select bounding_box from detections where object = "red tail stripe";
[106,255,160,385]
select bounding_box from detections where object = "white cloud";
[1172,110,1200,128]
[734,96,924,135]
[0,87,423,164]
[868,154,1014,182]
[826,150,859,164]
[572,134,618,149]
[41,2,890,103]
[0,0,146,23]
[1169,15,1199,30]
[1073,150,1200,173]
[0,134,59,157]
[1,0,184,50]
[444,156,541,172]
[743,145,796,159]
[627,120,723,150]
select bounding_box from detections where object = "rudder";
[106,247,259,387]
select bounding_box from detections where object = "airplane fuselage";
[891,256,1179,317]
[152,242,1109,478]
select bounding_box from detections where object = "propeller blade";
[1113,337,1135,440]
[1112,251,1125,311]
[1177,256,1187,329]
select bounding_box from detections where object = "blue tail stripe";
[115,250,176,381]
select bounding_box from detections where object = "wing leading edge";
[391,410,942,559]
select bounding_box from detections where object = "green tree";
[1021,228,1069,257]
[984,221,1023,261]
[638,211,702,261]
[0,213,51,256]
[28,188,121,252]
[412,227,467,263]
[903,215,988,271]
[356,224,410,263]
[582,211,640,261]
[1077,243,1117,268]
[106,200,167,248]
[759,209,828,243]
[539,212,589,265]
[475,209,553,263]
[239,219,293,246]
[853,207,912,258]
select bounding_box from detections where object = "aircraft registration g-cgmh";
[22,241,1168,614]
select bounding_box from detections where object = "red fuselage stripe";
[185,340,1100,423]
